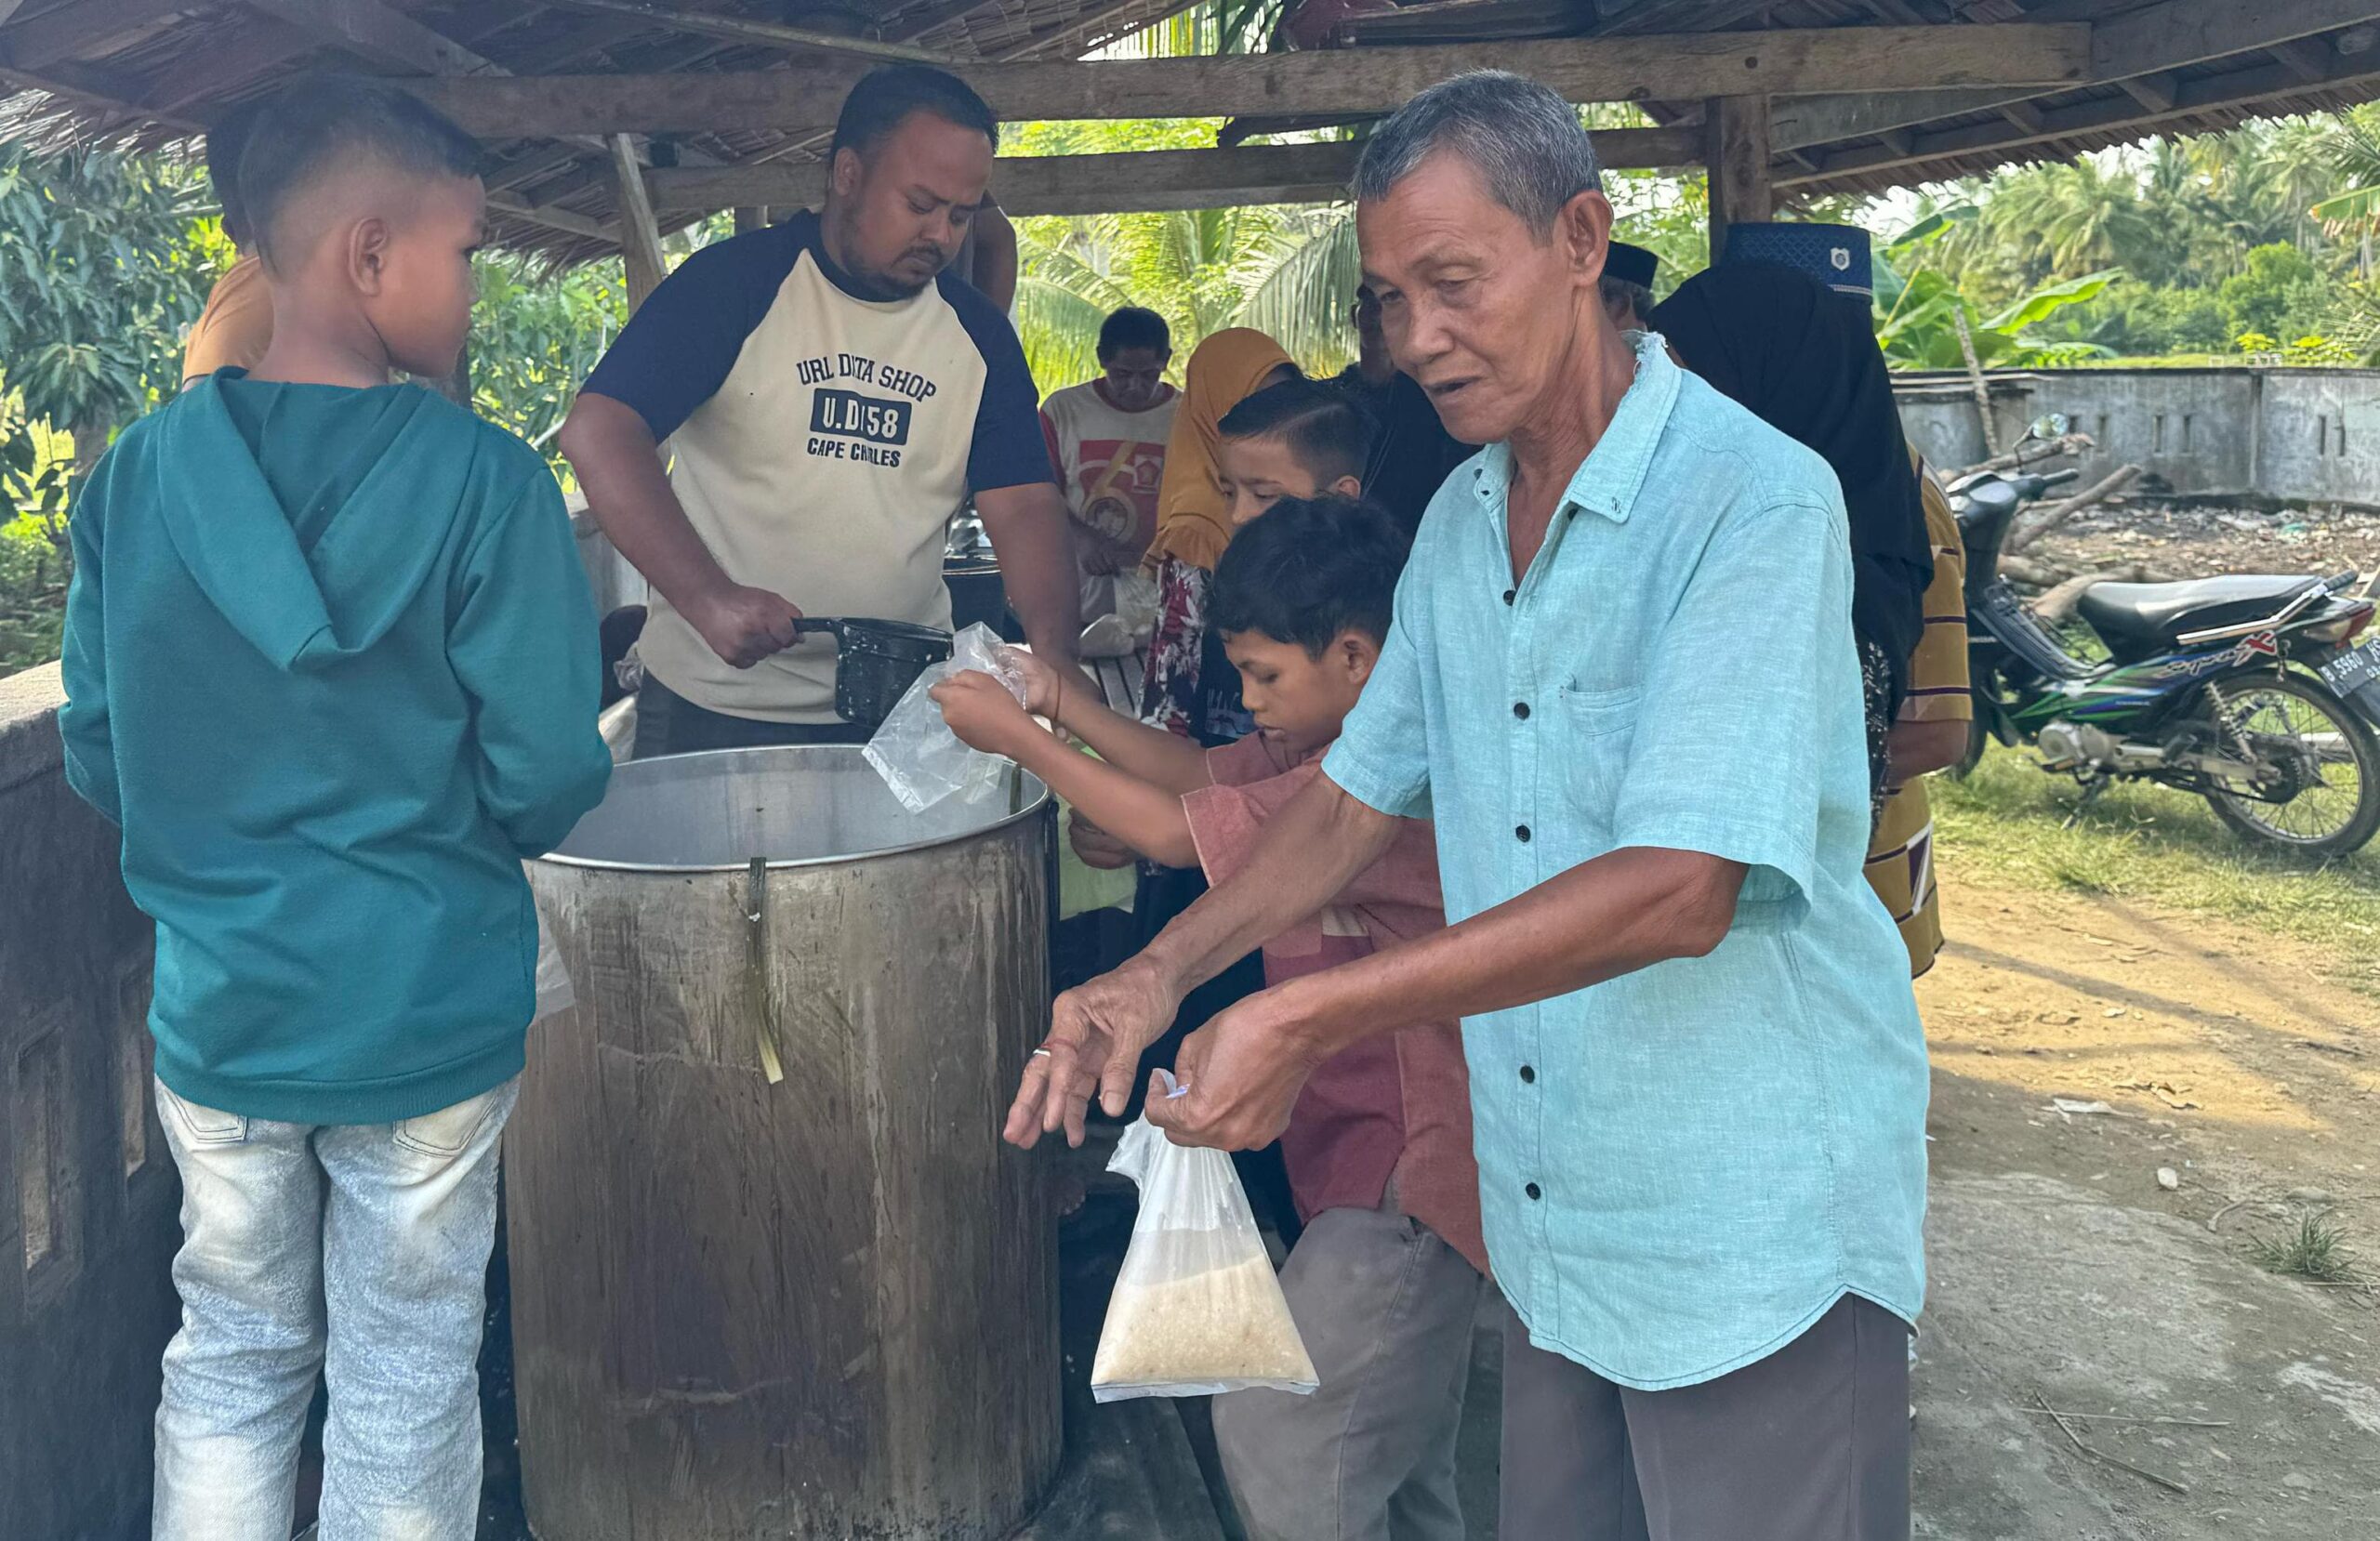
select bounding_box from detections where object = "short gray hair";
[1351,72,1602,232]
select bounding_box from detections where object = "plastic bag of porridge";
[1091,1073,1318,1403]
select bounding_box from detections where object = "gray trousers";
[1500,1293,1911,1541]
[1212,1195,1487,1541]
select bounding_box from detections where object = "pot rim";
[535,744,1051,874]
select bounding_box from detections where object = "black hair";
[237,77,481,269]
[205,99,264,247]
[1217,376,1375,488]
[1599,274,1655,326]
[830,64,999,162]
[1210,495,1409,655]
[1097,306,1170,362]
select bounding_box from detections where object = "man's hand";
[686,583,802,669]
[931,668,1037,755]
[1145,985,1324,1152]
[1068,812,1137,869]
[1005,956,1183,1149]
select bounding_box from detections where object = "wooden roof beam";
[236,0,503,77]
[535,0,970,67]
[406,23,2091,137]
[1776,0,2380,156]
[645,125,1705,217]
[2089,0,2380,78]
[1782,39,2380,187]
[0,0,196,72]
[2268,37,2335,82]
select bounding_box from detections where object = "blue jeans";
[150,1076,519,1541]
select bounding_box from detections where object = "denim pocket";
[393,1080,514,1159]
[155,1079,249,1146]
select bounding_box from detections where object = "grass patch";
[1931,745,2380,987]
[2250,1210,2366,1284]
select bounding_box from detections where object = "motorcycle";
[1953,420,2380,859]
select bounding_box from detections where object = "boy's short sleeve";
[579,225,798,442]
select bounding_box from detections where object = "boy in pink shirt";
[935,496,1488,1540]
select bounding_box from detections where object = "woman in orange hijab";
[1142,328,1299,741]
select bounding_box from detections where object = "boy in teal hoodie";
[58,78,610,1540]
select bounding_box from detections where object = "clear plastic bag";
[862,623,1027,814]
[1091,1073,1319,1403]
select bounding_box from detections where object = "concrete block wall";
[0,665,180,1541]
[1894,367,2380,506]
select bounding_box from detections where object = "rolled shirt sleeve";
[1607,494,1858,915]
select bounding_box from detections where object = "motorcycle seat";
[2076,573,2321,651]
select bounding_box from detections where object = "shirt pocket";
[1558,684,1642,834]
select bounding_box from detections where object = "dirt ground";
[2034,497,2380,587]
[1909,876,2379,1539]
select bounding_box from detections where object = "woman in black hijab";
[1650,259,1935,814]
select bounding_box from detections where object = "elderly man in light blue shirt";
[1007,72,1929,1540]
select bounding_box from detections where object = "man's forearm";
[1273,847,1746,1060]
[559,394,728,614]
[1142,774,1398,994]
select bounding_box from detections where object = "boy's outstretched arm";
[450,474,614,857]
[58,460,121,825]
[1009,647,1210,796]
[933,670,1201,868]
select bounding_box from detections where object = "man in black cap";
[1599,239,1659,330]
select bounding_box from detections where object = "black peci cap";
[1605,240,1659,290]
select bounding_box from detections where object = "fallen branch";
[1950,432,2097,479]
[2208,1196,2250,1233]
[2034,1393,2190,1495]
[2017,1408,2230,1429]
[2029,564,2176,625]
[2007,463,2146,554]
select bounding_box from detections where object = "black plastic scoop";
[793,617,954,731]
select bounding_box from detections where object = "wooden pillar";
[608,132,668,310]
[1704,96,1772,265]
[733,205,770,234]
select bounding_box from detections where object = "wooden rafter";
[0,0,195,72]
[1784,35,2380,186]
[236,0,501,77]
[1773,0,2380,158]
[644,125,1704,218]
[404,24,2091,138]
[536,0,968,67]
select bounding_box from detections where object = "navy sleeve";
[578,223,800,441]
[943,276,1055,493]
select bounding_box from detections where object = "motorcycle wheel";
[2201,672,2380,860]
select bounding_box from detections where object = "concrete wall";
[0,665,180,1541]
[1894,367,2380,506]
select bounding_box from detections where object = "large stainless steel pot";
[512,746,1059,1540]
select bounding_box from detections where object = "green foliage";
[0,138,218,453]
[2250,1210,2364,1284]
[1006,118,1365,386]
[2215,242,2321,340]
[469,254,628,455]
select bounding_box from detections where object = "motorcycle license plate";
[2319,637,2380,696]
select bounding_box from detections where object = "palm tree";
[1013,204,1362,389]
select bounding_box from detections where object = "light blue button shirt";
[1323,332,1929,1390]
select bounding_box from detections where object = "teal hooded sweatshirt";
[59,374,613,1125]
